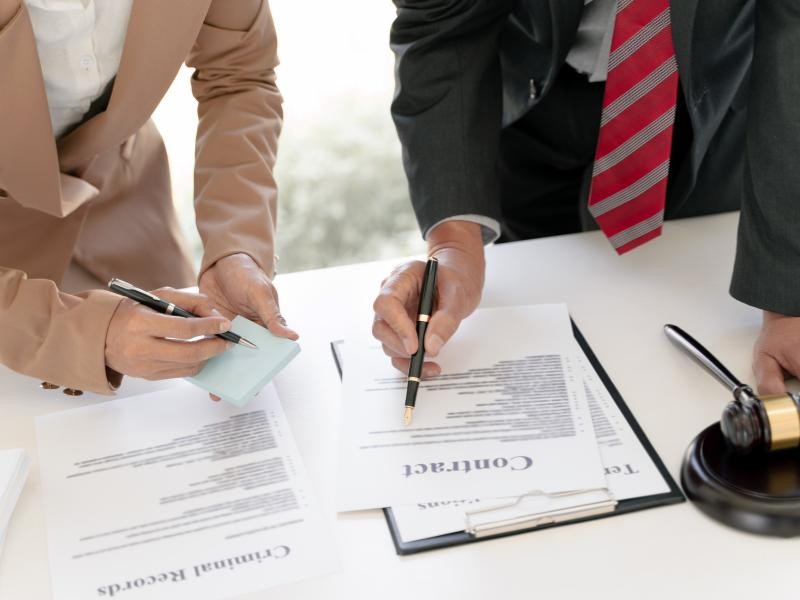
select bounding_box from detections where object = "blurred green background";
[153,1,424,275]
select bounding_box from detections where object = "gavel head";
[720,388,800,454]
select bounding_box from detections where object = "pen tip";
[403,406,413,426]
[240,338,258,350]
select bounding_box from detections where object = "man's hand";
[753,310,800,394]
[199,252,298,340]
[372,220,485,376]
[106,288,231,380]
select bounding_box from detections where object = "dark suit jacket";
[391,0,800,315]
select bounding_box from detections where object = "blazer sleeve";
[391,0,515,237]
[0,267,123,393]
[186,0,282,279]
[730,0,800,314]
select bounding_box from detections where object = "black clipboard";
[331,320,684,555]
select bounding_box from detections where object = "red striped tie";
[588,0,679,254]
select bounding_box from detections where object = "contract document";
[389,350,671,542]
[337,304,607,512]
[36,382,337,600]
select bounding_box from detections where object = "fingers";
[390,357,441,378]
[135,309,230,341]
[374,245,485,367]
[265,313,299,340]
[424,309,461,357]
[373,263,425,354]
[251,282,299,341]
[125,337,229,379]
[382,325,442,378]
[754,353,787,395]
[153,337,231,365]
[155,287,223,318]
[373,293,418,355]
[127,288,231,340]
[421,268,478,357]
[374,319,410,358]
[752,311,800,395]
[105,293,234,382]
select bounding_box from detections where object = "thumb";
[424,309,461,357]
[252,284,299,341]
[754,352,787,395]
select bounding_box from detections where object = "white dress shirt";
[565,0,616,82]
[24,0,133,138]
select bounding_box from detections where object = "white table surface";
[0,211,796,600]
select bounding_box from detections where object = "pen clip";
[108,278,161,303]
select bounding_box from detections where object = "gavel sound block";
[665,325,800,537]
[682,424,800,537]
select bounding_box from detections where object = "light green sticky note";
[187,316,300,406]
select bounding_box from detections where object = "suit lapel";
[57,0,211,172]
[547,0,583,88]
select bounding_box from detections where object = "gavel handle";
[664,324,747,394]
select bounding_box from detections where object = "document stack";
[0,448,30,561]
[35,382,337,600]
[335,304,683,554]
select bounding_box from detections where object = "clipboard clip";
[465,488,618,538]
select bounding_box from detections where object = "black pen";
[107,278,258,350]
[404,257,438,426]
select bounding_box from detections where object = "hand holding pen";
[403,257,438,425]
[372,222,485,384]
[109,279,257,348]
[104,281,250,382]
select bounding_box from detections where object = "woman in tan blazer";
[0,0,296,394]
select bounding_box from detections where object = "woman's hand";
[105,288,231,380]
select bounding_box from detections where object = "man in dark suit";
[372,0,800,394]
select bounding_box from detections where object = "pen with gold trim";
[404,257,438,425]
[108,278,258,350]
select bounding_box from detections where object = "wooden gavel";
[665,324,800,454]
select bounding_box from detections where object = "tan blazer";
[0,0,282,393]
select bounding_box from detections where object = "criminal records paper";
[390,349,671,542]
[36,382,337,600]
[337,304,607,512]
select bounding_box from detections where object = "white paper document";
[36,382,337,600]
[389,347,671,543]
[578,352,670,499]
[337,304,607,512]
[0,448,30,562]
